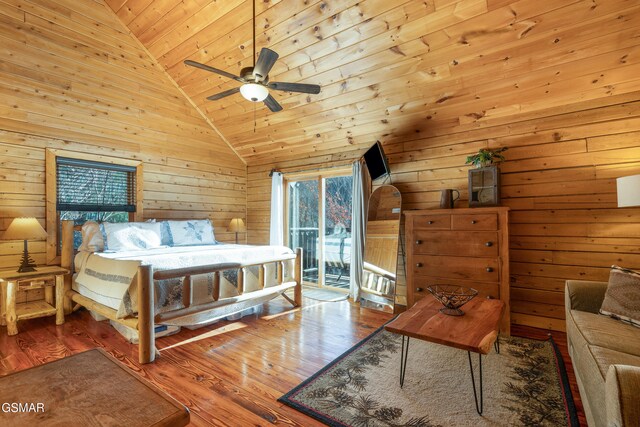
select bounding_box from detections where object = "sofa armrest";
[565,280,608,314]
[606,364,640,427]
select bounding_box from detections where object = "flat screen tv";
[363,141,390,181]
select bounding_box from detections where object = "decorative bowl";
[427,285,478,316]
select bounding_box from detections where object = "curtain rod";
[269,160,359,177]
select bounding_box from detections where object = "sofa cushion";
[606,364,640,427]
[570,310,640,357]
[600,265,640,327]
[572,345,640,427]
[569,334,607,427]
[588,345,640,378]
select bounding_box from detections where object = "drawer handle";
[471,220,477,224]
[416,240,422,245]
[428,220,433,225]
[485,241,493,247]
[416,263,423,267]
[416,287,424,292]
[486,267,494,273]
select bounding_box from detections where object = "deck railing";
[288,227,350,288]
[289,227,319,282]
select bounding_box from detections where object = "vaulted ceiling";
[102,0,460,162]
[105,0,640,164]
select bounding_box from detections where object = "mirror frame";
[360,184,402,312]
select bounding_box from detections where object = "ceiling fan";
[184,1,320,112]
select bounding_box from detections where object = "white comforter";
[73,244,294,318]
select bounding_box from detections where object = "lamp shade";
[617,174,640,207]
[228,218,246,233]
[2,217,47,240]
[240,83,269,102]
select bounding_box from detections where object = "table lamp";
[228,218,246,244]
[617,174,640,207]
[2,217,47,272]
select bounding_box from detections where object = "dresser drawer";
[451,214,497,230]
[413,231,498,257]
[412,255,500,282]
[17,275,56,290]
[412,214,451,230]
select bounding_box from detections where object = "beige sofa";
[565,280,640,427]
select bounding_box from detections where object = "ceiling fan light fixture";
[183,0,319,113]
[240,83,269,102]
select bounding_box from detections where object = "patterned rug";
[279,326,579,427]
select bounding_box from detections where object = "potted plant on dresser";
[466,147,508,207]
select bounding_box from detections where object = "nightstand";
[0,266,69,336]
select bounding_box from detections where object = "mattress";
[72,244,295,319]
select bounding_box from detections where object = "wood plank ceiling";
[94,1,454,159]
[106,0,640,165]
[106,0,640,164]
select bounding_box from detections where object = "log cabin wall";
[0,0,247,274]
[242,0,640,331]
[1,0,639,330]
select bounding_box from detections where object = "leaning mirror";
[360,185,402,312]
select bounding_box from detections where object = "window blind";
[56,157,136,212]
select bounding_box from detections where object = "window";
[56,157,136,250]
[45,149,143,263]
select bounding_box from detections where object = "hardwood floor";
[0,298,586,426]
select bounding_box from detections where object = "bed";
[60,220,302,364]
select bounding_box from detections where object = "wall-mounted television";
[363,141,390,181]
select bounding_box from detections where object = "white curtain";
[269,171,284,246]
[350,160,370,301]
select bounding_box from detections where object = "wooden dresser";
[404,207,510,334]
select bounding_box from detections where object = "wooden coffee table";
[0,348,189,426]
[385,296,505,415]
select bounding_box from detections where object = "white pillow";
[103,222,163,252]
[166,220,215,246]
[78,221,104,252]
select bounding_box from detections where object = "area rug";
[279,326,579,427]
[303,288,349,302]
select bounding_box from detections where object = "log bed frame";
[60,220,303,364]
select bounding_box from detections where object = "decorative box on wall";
[468,166,500,207]
[404,207,510,334]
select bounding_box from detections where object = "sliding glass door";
[286,172,353,290]
[288,179,320,286]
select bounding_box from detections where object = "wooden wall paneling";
[2,0,638,332]
[0,0,247,274]
[247,90,640,331]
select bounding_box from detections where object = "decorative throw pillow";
[166,220,216,246]
[159,221,173,246]
[78,221,104,252]
[103,222,163,252]
[600,265,640,327]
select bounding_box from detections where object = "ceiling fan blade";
[206,87,240,101]
[184,60,244,83]
[253,48,279,82]
[268,82,321,94]
[263,94,283,112]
